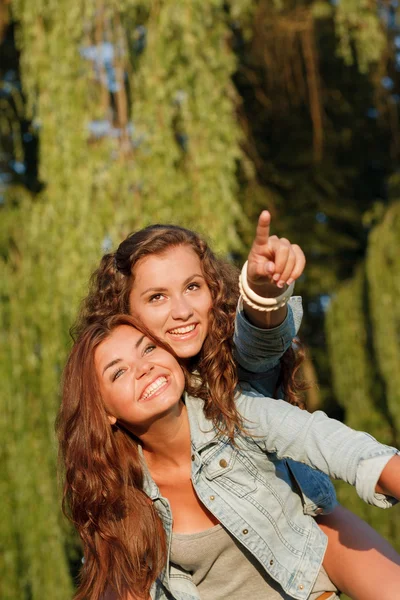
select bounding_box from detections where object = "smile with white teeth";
[140,376,168,401]
[168,324,196,335]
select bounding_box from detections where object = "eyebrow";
[102,334,146,375]
[139,273,205,297]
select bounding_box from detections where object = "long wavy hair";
[73,224,306,427]
[58,314,166,599]
[58,313,247,599]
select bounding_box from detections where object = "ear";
[107,414,117,425]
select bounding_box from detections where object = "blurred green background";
[1,1,400,598]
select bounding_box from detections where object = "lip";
[138,375,170,403]
[166,322,199,341]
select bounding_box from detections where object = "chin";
[172,342,203,359]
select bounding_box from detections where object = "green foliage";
[125,0,244,250]
[1,0,246,596]
[326,207,400,552]
[231,0,398,413]
[2,0,400,595]
[234,1,393,291]
[335,0,388,72]
[326,264,393,442]
[367,200,400,435]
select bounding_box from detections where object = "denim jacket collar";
[140,393,218,501]
[184,393,220,451]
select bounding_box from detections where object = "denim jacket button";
[210,495,215,501]
[219,459,228,468]
[242,529,248,535]
[191,454,195,461]
[269,559,274,565]
[299,584,304,590]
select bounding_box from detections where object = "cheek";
[130,300,166,332]
[139,309,168,338]
[103,390,121,416]
[129,292,144,318]
[103,381,135,414]
[206,292,213,312]
[200,290,213,316]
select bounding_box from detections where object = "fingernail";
[273,273,280,281]
[277,281,284,288]
[287,278,293,285]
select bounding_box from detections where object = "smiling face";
[128,245,213,360]
[95,325,185,433]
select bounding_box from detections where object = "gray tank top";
[170,525,338,599]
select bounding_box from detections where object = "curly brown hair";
[73,224,306,425]
[58,313,247,599]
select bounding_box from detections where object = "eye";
[187,282,200,292]
[143,344,156,355]
[148,293,165,303]
[112,368,126,382]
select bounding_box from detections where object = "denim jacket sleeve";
[233,295,303,378]
[237,391,399,508]
[234,295,338,515]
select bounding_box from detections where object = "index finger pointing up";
[253,210,271,248]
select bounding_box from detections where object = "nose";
[135,360,154,380]
[170,295,194,321]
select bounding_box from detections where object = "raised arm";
[234,210,304,382]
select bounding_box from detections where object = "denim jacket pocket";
[202,446,258,498]
[286,459,337,516]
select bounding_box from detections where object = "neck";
[136,401,191,468]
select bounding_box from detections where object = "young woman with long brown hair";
[58,314,400,600]
[72,212,400,598]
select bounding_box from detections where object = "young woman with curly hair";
[72,212,400,599]
[58,314,400,600]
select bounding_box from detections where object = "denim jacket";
[234,296,337,516]
[147,392,398,600]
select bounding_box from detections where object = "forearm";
[234,296,302,374]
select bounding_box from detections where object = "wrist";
[246,279,285,299]
[239,261,294,312]
[375,454,400,499]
